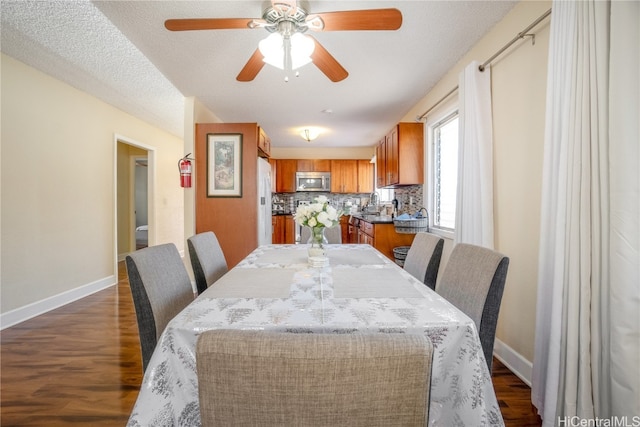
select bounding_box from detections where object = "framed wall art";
[207,133,242,197]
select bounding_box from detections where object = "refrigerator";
[257,158,272,245]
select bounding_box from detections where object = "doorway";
[116,138,153,261]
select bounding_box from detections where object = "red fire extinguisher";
[178,154,193,188]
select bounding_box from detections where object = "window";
[431,111,458,230]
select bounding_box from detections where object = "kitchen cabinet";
[258,127,271,158]
[284,215,296,244]
[272,216,281,243]
[276,159,297,192]
[273,158,376,194]
[357,159,374,193]
[348,217,359,244]
[376,122,424,187]
[339,216,349,244]
[330,160,358,193]
[272,214,296,244]
[356,217,416,261]
[376,140,386,188]
[297,159,330,172]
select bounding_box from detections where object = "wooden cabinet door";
[358,229,374,246]
[330,160,343,193]
[348,224,357,243]
[330,160,358,193]
[339,216,349,244]
[396,122,424,185]
[357,160,374,193]
[276,160,297,192]
[386,126,399,185]
[297,159,330,172]
[313,159,331,172]
[296,159,313,172]
[284,215,296,244]
[258,127,271,157]
[272,215,284,243]
[376,139,386,188]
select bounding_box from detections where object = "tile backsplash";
[273,185,424,216]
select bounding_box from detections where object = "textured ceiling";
[1,1,517,148]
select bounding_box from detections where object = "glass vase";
[307,227,328,259]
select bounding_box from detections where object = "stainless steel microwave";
[295,172,331,192]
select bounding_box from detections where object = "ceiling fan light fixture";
[259,31,314,71]
[290,33,314,69]
[259,32,285,69]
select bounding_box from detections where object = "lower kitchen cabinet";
[284,215,296,244]
[273,215,296,244]
[357,219,415,260]
[339,216,349,244]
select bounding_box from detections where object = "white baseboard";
[0,275,116,330]
[493,338,533,386]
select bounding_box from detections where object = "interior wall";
[0,54,184,318]
[183,97,222,249]
[194,123,260,268]
[403,0,551,366]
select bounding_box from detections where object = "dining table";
[127,244,504,427]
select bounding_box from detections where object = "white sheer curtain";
[455,61,494,247]
[532,1,640,425]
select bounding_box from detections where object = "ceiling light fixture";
[258,7,315,77]
[300,128,319,142]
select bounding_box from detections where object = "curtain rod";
[416,8,552,121]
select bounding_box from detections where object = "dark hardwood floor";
[1,262,541,426]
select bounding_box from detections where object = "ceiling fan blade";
[310,37,348,82]
[165,18,255,31]
[236,49,266,82]
[308,8,402,31]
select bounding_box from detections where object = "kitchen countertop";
[272,212,293,216]
[350,213,395,224]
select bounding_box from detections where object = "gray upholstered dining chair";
[125,243,195,372]
[403,232,445,290]
[300,225,342,244]
[436,243,509,373]
[196,330,434,427]
[187,231,228,295]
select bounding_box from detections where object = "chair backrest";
[403,232,445,290]
[187,231,228,295]
[436,243,509,373]
[196,330,433,427]
[125,243,194,372]
[300,225,342,244]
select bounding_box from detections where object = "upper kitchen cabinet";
[276,159,297,192]
[376,140,386,188]
[330,160,358,193]
[357,159,374,193]
[297,159,330,172]
[258,127,271,158]
[376,122,424,187]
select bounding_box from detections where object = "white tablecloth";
[128,244,504,427]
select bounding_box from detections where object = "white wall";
[1,54,184,325]
[404,0,552,380]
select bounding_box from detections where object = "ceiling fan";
[164,1,402,82]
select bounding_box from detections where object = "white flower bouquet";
[294,195,342,230]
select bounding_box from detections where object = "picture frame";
[207,133,242,197]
